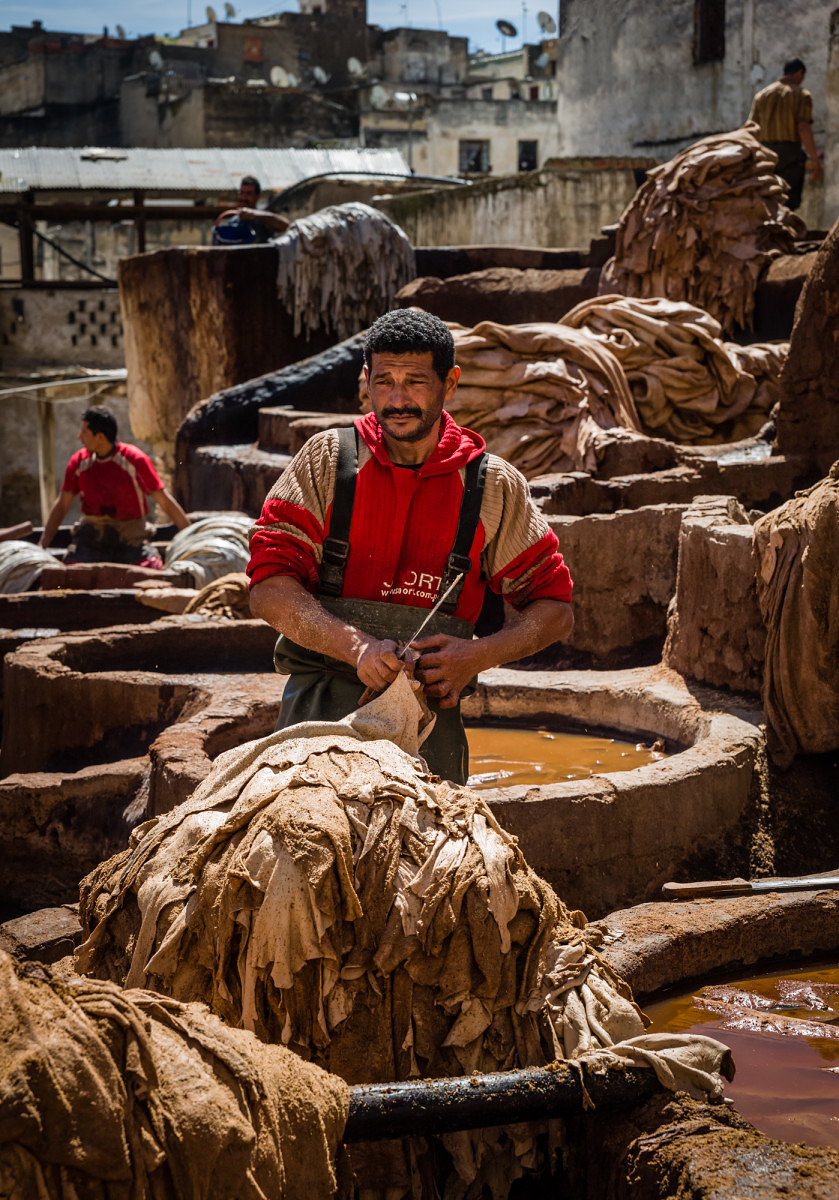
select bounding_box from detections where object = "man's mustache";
[381,407,422,419]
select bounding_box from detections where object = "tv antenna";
[206,5,218,23]
[116,23,126,38]
[148,47,164,70]
[347,55,364,77]
[496,18,517,49]
[270,65,289,86]
[369,84,387,109]
[312,65,328,83]
[537,10,556,34]
[224,1,236,16]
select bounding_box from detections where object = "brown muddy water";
[465,726,666,789]
[645,963,839,1151]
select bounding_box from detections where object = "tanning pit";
[1,614,771,924]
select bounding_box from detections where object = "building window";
[529,84,539,100]
[459,140,490,174]
[482,86,493,100]
[518,140,537,171]
[243,36,263,63]
[694,0,725,64]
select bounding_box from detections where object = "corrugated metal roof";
[0,146,412,196]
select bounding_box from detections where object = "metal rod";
[344,1062,661,1143]
[37,396,56,526]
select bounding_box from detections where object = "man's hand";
[356,637,406,691]
[411,633,485,708]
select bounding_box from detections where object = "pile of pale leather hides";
[561,295,787,445]
[162,515,252,589]
[77,674,732,1199]
[0,539,58,593]
[0,949,347,1199]
[753,461,839,767]
[602,123,805,333]
[276,202,415,340]
[433,304,786,478]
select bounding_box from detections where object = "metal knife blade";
[398,570,465,657]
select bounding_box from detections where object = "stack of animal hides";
[276,202,415,340]
[753,461,839,767]
[431,303,786,478]
[561,295,787,444]
[601,123,805,333]
[0,949,347,1199]
[77,674,732,1198]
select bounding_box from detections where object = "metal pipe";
[344,1062,661,1143]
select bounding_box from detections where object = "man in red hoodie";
[248,309,573,782]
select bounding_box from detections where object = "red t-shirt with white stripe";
[62,442,163,520]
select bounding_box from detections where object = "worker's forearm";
[39,494,72,547]
[155,489,191,530]
[799,121,819,162]
[249,575,369,667]
[470,599,573,673]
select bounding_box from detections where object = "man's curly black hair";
[82,405,118,444]
[364,309,455,382]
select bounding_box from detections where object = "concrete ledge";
[599,885,839,1002]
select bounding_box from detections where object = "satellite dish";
[270,65,289,86]
[148,47,164,70]
[535,51,549,68]
[224,1,236,16]
[313,65,328,83]
[206,5,218,23]
[347,55,364,77]
[369,84,387,109]
[116,23,126,38]
[286,71,298,86]
[537,10,557,34]
[496,19,518,38]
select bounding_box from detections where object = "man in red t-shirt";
[39,405,190,566]
[248,309,574,782]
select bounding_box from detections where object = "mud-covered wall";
[374,162,648,248]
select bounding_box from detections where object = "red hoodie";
[247,410,572,623]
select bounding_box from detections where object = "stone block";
[396,266,601,325]
[0,905,83,964]
[548,505,685,661]
[663,495,764,693]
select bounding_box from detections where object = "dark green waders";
[272,428,489,786]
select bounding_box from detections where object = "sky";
[3,1,558,56]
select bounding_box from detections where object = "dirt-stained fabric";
[603,124,805,333]
[561,295,786,444]
[0,950,347,1200]
[437,310,786,478]
[182,572,252,619]
[752,462,839,767]
[275,203,415,340]
[76,674,732,1197]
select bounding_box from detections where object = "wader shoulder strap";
[317,425,358,598]
[437,451,488,615]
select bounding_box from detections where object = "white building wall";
[555,0,831,155]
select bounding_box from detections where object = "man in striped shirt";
[248,310,573,783]
[749,57,822,210]
[39,405,190,567]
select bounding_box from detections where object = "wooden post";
[134,189,147,253]
[17,200,35,283]
[37,396,56,525]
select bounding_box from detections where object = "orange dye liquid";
[465,725,665,789]
[645,962,839,1151]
